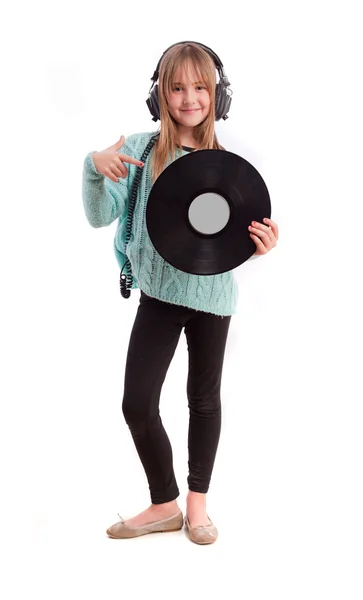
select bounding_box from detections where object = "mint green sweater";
[82,130,259,316]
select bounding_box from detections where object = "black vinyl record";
[146,149,271,276]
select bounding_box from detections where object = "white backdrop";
[1,1,362,598]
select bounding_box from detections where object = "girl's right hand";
[92,135,144,183]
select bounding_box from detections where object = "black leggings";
[122,290,232,504]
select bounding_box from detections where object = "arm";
[82,137,136,228]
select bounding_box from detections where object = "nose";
[183,87,196,105]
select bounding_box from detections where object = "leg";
[184,311,232,525]
[122,292,184,504]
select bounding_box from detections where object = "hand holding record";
[248,217,279,256]
[146,148,274,275]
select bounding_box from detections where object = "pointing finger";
[119,153,144,167]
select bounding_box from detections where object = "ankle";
[187,490,206,499]
[151,499,179,513]
[186,491,207,506]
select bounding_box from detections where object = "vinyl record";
[146,149,271,275]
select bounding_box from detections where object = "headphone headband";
[149,40,231,89]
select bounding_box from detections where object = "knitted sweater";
[82,131,259,316]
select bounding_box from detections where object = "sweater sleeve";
[82,136,138,228]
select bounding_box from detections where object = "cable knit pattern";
[82,131,259,316]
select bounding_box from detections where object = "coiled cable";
[120,133,160,298]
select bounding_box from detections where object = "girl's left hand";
[248,217,279,256]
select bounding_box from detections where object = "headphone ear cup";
[146,84,160,121]
[215,82,231,121]
[215,82,221,120]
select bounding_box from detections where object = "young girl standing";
[82,41,278,544]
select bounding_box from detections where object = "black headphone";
[146,41,233,122]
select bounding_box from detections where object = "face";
[167,65,211,129]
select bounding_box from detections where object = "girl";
[82,41,279,544]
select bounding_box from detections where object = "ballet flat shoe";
[106,510,183,539]
[184,515,218,545]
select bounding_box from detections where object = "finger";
[114,135,125,150]
[114,159,128,178]
[104,168,120,183]
[250,221,271,231]
[263,227,275,244]
[249,223,275,244]
[249,233,267,253]
[249,227,274,249]
[110,162,127,179]
[119,153,145,167]
[263,218,279,238]
[116,158,130,177]
[248,224,272,239]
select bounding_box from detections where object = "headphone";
[146,41,233,122]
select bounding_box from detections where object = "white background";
[1,0,362,598]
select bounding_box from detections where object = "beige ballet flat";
[184,515,218,545]
[106,510,184,539]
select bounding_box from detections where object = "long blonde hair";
[150,42,225,183]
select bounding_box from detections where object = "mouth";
[181,109,201,114]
